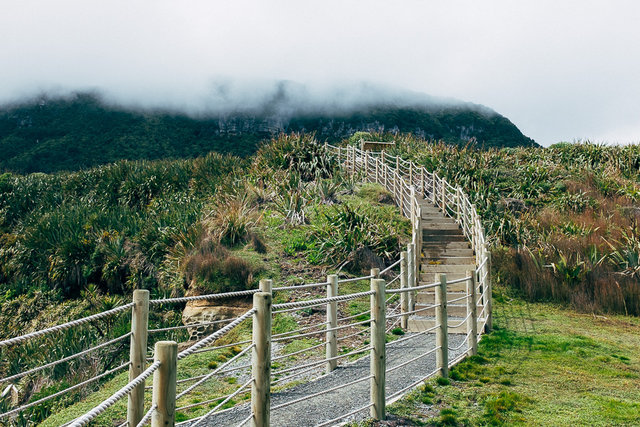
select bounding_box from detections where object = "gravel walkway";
[193,332,468,427]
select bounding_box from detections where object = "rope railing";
[379,258,402,275]
[69,361,158,427]
[0,331,132,384]
[272,291,375,311]
[0,303,134,348]
[175,344,254,401]
[314,402,374,427]
[0,362,130,420]
[148,317,233,333]
[272,281,329,291]
[272,346,372,377]
[149,289,258,305]
[272,341,326,362]
[188,378,253,426]
[271,374,374,412]
[10,143,491,426]
[177,308,255,360]
[337,274,375,284]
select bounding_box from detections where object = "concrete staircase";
[408,202,478,334]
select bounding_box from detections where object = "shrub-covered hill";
[0,92,536,174]
[382,136,640,315]
[0,134,411,423]
[1,133,639,423]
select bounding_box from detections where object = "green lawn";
[370,292,640,426]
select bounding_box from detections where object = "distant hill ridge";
[0,92,537,174]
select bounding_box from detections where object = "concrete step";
[422,248,474,258]
[415,303,482,317]
[421,214,454,221]
[421,223,460,231]
[422,242,471,250]
[421,264,476,273]
[419,276,467,291]
[422,234,467,242]
[408,316,468,334]
[422,257,476,266]
[422,228,464,237]
[417,291,466,304]
[419,207,444,215]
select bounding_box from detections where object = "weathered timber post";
[409,161,413,185]
[441,178,447,213]
[352,146,356,175]
[371,267,380,280]
[435,274,449,378]
[456,188,462,224]
[370,277,386,420]
[393,167,398,205]
[400,251,409,329]
[466,270,478,356]
[417,206,423,280]
[364,150,369,182]
[128,289,149,427]
[326,274,338,373]
[410,186,416,230]
[151,341,177,427]
[407,243,416,311]
[432,175,437,204]
[259,278,272,293]
[252,292,272,427]
[421,167,425,197]
[484,243,493,332]
[375,154,379,184]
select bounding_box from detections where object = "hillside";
[0,92,536,173]
[1,134,639,424]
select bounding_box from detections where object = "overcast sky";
[1,1,639,146]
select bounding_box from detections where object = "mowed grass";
[379,293,640,426]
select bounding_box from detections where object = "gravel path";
[193,332,468,427]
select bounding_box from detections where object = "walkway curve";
[193,333,468,427]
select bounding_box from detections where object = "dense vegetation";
[0,134,409,423]
[0,93,536,174]
[379,135,640,315]
[1,129,639,423]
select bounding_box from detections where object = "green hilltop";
[0,92,536,174]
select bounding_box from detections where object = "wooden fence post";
[409,162,413,185]
[326,274,338,373]
[400,251,409,329]
[128,289,149,427]
[456,188,462,223]
[151,341,177,427]
[251,292,272,427]
[375,155,379,184]
[435,274,449,378]
[466,270,478,356]
[410,186,416,227]
[364,150,369,181]
[484,244,493,333]
[370,277,386,420]
[352,146,356,175]
[441,178,447,213]
[421,167,425,197]
[259,279,272,293]
[407,243,415,311]
[417,206,423,278]
[432,175,437,204]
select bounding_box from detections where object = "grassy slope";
[40,183,408,425]
[375,290,640,426]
